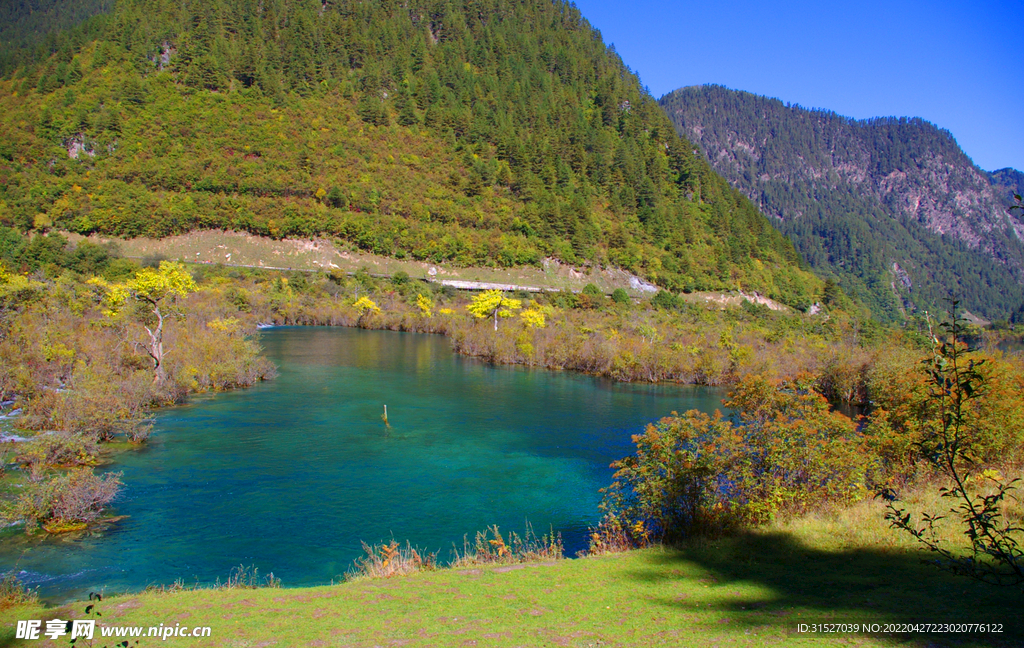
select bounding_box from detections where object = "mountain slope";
[659,84,1024,320]
[0,0,821,307]
[990,167,1024,204]
[0,0,114,77]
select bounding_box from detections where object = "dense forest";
[0,0,114,77]
[0,0,822,309]
[659,84,1024,321]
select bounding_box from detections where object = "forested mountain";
[990,167,1024,205]
[0,0,821,307]
[0,0,114,77]
[659,84,1024,321]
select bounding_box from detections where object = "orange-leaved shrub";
[595,375,866,544]
[863,345,1024,487]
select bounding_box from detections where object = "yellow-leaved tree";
[467,290,521,331]
[519,300,547,329]
[416,293,433,317]
[0,264,45,324]
[353,296,380,314]
[90,261,197,386]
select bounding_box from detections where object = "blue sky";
[572,0,1024,173]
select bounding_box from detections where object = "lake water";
[995,339,1024,355]
[0,327,725,601]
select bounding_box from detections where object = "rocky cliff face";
[873,155,1023,252]
[990,167,1024,204]
[659,85,1024,320]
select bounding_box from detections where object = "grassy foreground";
[1,497,1020,648]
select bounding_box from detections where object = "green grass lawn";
[2,500,1020,648]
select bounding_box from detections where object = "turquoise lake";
[1,327,725,601]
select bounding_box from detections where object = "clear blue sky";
[572,0,1024,173]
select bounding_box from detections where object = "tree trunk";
[146,306,166,386]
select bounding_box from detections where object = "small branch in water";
[382,404,390,427]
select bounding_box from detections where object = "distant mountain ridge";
[659,84,1024,321]
[990,167,1024,204]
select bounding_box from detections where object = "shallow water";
[0,327,725,601]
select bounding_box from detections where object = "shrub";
[611,288,629,304]
[346,540,438,581]
[600,375,866,543]
[17,433,98,470]
[548,289,579,309]
[864,338,1024,482]
[216,564,281,589]
[3,469,122,532]
[0,571,38,609]
[883,309,1024,588]
[47,368,154,442]
[815,345,869,404]
[581,283,602,297]
[585,513,653,556]
[353,267,376,290]
[651,290,679,310]
[450,523,564,566]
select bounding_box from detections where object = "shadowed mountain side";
[629,531,1021,646]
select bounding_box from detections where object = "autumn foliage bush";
[0,263,276,441]
[17,432,98,472]
[0,571,38,609]
[881,312,1023,587]
[2,469,122,532]
[863,343,1024,484]
[0,251,277,532]
[595,376,866,544]
[593,328,1024,551]
[346,541,438,581]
